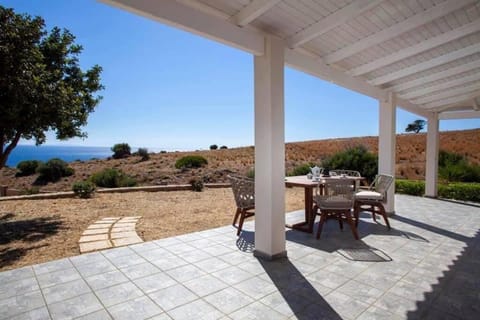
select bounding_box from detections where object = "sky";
[2,0,479,151]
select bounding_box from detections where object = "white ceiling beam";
[412,82,480,104]
[424,90,480,109]
[234,0,281,27]
[396,97,432,118]
[370,43,480,86]
[400,73,480,100]
[285,49,430,117]
[285,49,384,99]
[287,0,382,49]
[100,0,265,55]
[392,59,480,92]
[439,110,480,119]
[349,20,480,76]
[324,0,475,64]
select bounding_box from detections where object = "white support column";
[425,113,439,197]
[378,92,396,214]
[253,35,286,260]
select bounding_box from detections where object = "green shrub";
[209,144,218,150]
[111,143,131,159]
[22,186,40,195]
[89,168,137,188]
[322,145,377,183]
[438,150,480,183]
[220,145,228,149]
[175,155,208,169]
[137,148,150,161]
[438,183,480,202]
[395,180,424,196]
[72,181,96,198]
[16,160,42,176]
[36,158,74,182]
[189,178,204,192]
[288,163,316,176]
[246,168,255,179]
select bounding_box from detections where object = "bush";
[246,168,255,179]
[137,148,150,161]
[22,187,40,195]
[16,160,42,176]
[395,180,424,196]
[438,150,480,183]
[189,178,204,192]
[220,145,228,149]
[111,143,131,159]
[438,183,480,202]
[36,158,74,182]
[72,181,96,198]
[322,145,377,183]
[175,155,208,169]
[89,168,137,188]
[209,144,218,150]
[288,163,316,176]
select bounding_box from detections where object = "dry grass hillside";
[1,129,479,193]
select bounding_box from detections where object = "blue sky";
[2,0,479,151]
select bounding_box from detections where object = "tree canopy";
[0,6,104,168]
[405,119,426,133]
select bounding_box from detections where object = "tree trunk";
[0,132,21,169]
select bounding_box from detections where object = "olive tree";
[0,6,104,168]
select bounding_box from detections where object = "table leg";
[286,187,314,233]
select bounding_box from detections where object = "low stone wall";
[0,183,231,201]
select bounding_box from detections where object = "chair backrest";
[371,174,394,194]
[228,175,255,209]
[314,179,354,210]
[330,169,361,177]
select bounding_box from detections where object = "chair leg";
[338,217,344,230]
[316,212,327,239]
[377,204,391,230]
[232,208,241,227]
[354,203,360,227]
[237,210,246,236]
[371,205,377,222]
[345,211,360,240]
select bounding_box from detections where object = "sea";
[5,145,112,167]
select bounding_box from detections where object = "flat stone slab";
[79,216,143,253]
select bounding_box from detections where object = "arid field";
[0,129,478,271]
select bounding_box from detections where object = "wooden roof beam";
[349,20,480,76]
[324,0,476,64]
[287,0,382,49]
[234,0,281,27]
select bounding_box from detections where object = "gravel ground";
[0,187,304,271]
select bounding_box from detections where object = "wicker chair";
[228,175,255,236]
[313,179,359,240]
[354,174,394,229]
[330,170,361,177]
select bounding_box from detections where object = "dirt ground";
[0,187,305,272]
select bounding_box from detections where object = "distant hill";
[1,129,479,192]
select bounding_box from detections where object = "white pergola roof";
[104,0,480,120]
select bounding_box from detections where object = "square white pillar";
[425,113,439,197]
[378,92,396,214]
[253,35,286,260]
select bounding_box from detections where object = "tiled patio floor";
[1,194,479,319]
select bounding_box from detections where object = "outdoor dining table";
[285,175,365,233]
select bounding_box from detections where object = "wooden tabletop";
[285,175,364,188]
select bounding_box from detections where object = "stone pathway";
[79,216,143,253]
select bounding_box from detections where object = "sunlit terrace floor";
[1,194,479,320]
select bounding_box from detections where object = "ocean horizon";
[5,145,113,167]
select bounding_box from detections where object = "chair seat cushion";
[355,191,383,201]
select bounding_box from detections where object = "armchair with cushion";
[354,174,394,229]
[313,179,359,240]
[228,175,255,236]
